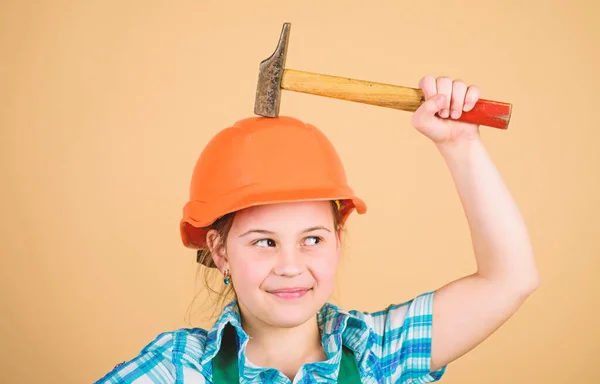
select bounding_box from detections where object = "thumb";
[411,94,446,129]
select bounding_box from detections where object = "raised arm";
[410,76,539,372]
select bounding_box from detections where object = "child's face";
[225,201,342,329]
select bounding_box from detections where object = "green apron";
[212,325,362,383]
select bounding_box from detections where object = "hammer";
[254,23,512,129]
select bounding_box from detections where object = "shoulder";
[94,328,211,384]
[347,291,435,334]
[344,291,447,383]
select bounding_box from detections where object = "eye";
[302,236,322,246]
[253,238,276,248]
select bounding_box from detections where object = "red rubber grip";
[455,99,512,129]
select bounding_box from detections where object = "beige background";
[1,0,599,383]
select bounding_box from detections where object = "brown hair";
[185,200,344,325]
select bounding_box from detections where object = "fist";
[411,76,481,144]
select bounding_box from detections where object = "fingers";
[450,80,467,119]
[436,77,452,118]
[464,85,481,112]
[418,76,481,118]
[419,75,437,100]
[411,93,446,130]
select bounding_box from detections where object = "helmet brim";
[180,187,366,257]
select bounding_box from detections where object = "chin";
[264,308,315,328]
[237,289,330,329]
[261,290,324,328]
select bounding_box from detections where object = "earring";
[223,268,230,285]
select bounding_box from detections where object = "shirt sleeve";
[94,332,178,384]
[367,291,447,383]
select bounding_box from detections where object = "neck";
[239,306,326,379]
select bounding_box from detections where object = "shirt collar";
[200,298,374,378]
[200,299,247,368]
[318,302,374,363]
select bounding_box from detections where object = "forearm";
[415,77,540,370]
[437,137,539,292]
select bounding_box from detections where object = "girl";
[96,76,539,383]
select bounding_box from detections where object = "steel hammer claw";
[254,23,512,130]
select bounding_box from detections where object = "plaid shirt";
[95,291,446,383]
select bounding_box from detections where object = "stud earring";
[223,268,230,285]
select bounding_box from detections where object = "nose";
[272,244,304,277]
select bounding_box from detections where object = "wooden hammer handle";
[281,69,511,129]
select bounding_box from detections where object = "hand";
[411,76,482,145]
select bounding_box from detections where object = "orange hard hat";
[180,116,367,254]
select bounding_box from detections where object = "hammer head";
[254,23,290,117]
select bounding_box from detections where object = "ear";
[206,229,228,271]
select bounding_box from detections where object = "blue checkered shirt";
[95,291,447,383]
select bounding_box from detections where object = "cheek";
[229,247,269,288]
[308,247,340,282]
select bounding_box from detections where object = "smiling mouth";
[267,288,312,299]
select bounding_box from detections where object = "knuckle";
[436,76,452,88]
[419,75,434,88]
[468,84,480,92]
[466,86,481,101]
[420,76,437,99]
[452,80,467,91]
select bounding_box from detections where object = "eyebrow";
[238,226,331,238]
[302,226,331,234]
